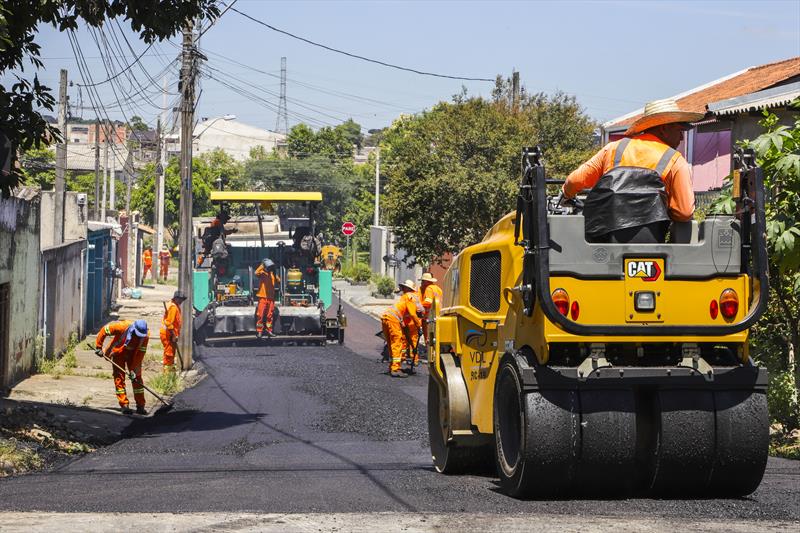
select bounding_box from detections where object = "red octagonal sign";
[341,221,356,236]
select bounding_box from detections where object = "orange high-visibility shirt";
[161,301,182,338]
[254,264,280,299]
[96,320,148,357]
[382,294,421,329]
[422,284,443,313]
[562,133,695,222]
[158,251,171,265]
[403,291,425,327]
[143,249,153,267]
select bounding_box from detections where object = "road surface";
[0,301,797,530]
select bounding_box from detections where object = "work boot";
[256,329,263,340]
[121,406,133,415]
[265,329,276,338]
[135,406,148,415]
[390,370,408,378]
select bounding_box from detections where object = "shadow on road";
[122,409,265,438]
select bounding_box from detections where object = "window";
[469,251,501,313]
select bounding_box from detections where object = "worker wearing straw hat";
[563,98,703,243]
[381,280,421,378]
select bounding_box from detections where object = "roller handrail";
[517,146,770,337]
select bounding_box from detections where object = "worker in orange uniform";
[419,271,443,339]
[95,319,149,415]
[158,245,171,282]
[562,98,702,244]
[141,246,153,284]
[160,290,186,372]
[401,281,425,370]
[381,280,421,378]
[254,258,280,339]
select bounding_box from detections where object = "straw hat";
[398,279,416,292]
[624,98,705,136]
[419,272,437,283]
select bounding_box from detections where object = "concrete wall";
[0,192,41,390]
[40,240,87,358]
[40,190,88,249]
[368,225,421,283]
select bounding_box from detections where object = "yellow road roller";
[428,147,770,497]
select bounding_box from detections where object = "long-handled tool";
[162,301,186,369]
[85,343,174,414]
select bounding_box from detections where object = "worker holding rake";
[161,291,186,372]
[95,319,150,415]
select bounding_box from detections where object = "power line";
[228,5,495,82]
[75,42,155,87]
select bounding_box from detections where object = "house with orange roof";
[602,57,800,191]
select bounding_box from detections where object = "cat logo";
[626,259,662,282]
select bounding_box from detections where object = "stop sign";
[341,221,356,236]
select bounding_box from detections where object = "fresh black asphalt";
[0,301,797,521]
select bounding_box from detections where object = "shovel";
[85,343,174,414]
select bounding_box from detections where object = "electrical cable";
[228,5,494,82]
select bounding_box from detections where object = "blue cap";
[126,319,148,343]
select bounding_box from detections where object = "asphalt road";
[0,301,797,525]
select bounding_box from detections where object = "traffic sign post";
[342,222,356,268]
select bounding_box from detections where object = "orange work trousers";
[112,349,146,408]
[401,324,420,364]
[382,317,405,373]
[256,298,275,333]
[159,263,169,280]
[160,329,176,370]
[142,264,152,280]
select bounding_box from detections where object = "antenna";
[275,56,289,134]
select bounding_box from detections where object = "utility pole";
[512,70,520,113]
[93,120,100,219]
[101,123,109,221]
[178,22,196,370]
[373,148,380,226]
[54,69,68,245]
[110,149,116,212]
[156,76,167,257]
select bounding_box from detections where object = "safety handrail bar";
[516,146,770,336]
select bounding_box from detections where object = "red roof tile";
[608,56,800,128]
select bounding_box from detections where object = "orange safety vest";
[158,250,171,265]
[422,284,443,313]
[382,294,421,329]
[403,292,425,326]
[96,320,148,357]
[142,249,153,267]
[255,265,280,300]
[161,301,182,337]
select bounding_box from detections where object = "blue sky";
[15,0,800,133]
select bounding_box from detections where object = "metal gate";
[0,283,9,388]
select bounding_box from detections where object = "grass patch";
[92,372,112,380]
[0,439,43,476]
[770,430,800,460]
[148,371,183,396]
[36,356,58,375]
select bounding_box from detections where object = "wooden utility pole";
[54,69,68,245]
[93,120,100,219]
[178,22,196,370]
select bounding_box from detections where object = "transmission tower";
[275,56,289,134]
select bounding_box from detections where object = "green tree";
[0,0,220,196]
[335,118,363,150]
[712,101,800,429]
[128,115,148,132]
[382,89,596,263]
[286,124,316,158]
[19,147,55,189]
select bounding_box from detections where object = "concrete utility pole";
[178,22,196,369]
[102,123,109,221]
[373,148,380,226]
[156,76,167,256]
[93,120,100,219]
[110,142,116,213]
[512,70,520,113]
[54,69,68,245]
[154,117,163,250]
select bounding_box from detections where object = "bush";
[149,371,182,396]
[343,262,372,283]
[375,276,396,298]
[768,370,800,430]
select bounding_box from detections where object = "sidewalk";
[333,279,394,319]
[7,281,201,416]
